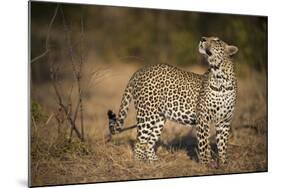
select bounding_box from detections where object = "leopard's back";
[130,64,204,125]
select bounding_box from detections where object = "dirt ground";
[30,61,267,187]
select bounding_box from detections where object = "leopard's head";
[199,36,238,69]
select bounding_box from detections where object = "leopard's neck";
[207,58,237,92]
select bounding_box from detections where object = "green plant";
[31,100,47,123]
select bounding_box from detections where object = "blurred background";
[30,2,267,186]
[31,2,267,82]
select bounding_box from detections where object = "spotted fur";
[108,36,238,165]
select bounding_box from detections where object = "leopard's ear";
[226,45,238,56]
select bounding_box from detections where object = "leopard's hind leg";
[146,115,165,161]
[134,113,165,161]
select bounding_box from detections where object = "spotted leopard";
[108,36,238,165]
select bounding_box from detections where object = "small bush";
[31,100,48,123]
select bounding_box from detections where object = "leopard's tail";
[107,81,134,134]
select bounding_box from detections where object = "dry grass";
[30,61,267,187]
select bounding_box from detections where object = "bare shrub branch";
[58,6,87,142]
[34,4,96,142]
[49,61,83,141]
[31,4,59,63]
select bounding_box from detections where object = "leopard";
[108,36,238,165]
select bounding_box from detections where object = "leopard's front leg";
[215,121,231,165]
[196,118,212,164]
